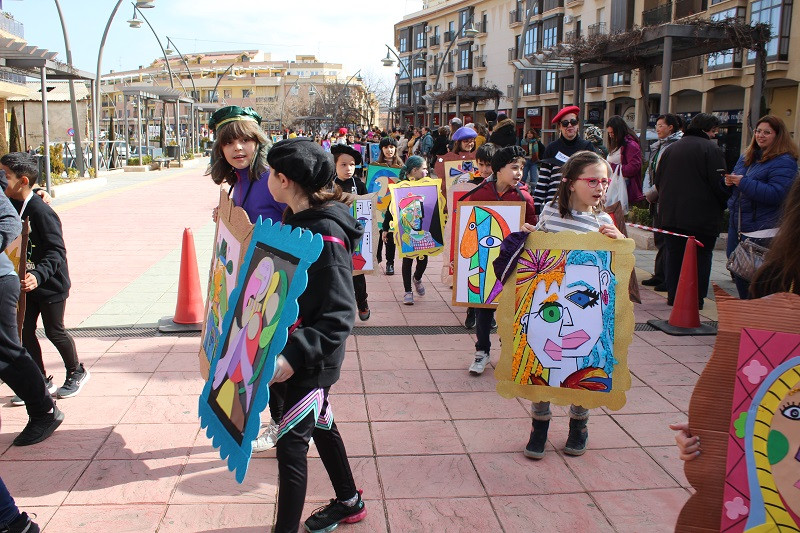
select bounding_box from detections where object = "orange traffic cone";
[648,237,716,336]
[158,228,204,333]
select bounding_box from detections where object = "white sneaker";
[468,351,490,375]
[252,421,280,453]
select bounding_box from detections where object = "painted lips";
[543,330,591,361]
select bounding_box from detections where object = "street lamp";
[279,79,300,134]
[427,16,478,128]
[382,46,425,128]
[333,69,364,129]
[53,0,85,177]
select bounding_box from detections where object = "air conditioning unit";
[471,44,480,51]
[564,15,574,24]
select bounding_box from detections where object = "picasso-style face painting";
[453,202,524,308]
[444,159,477,191]
[365,165,401,226]
[495,231,634,410]
[388,178,446,259]
[368,143,381,164]
[199,220,322,482]
[351,194,378,274]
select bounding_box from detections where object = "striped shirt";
[532,160,561,215]
[536,203,613,234]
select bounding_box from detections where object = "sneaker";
[56,364,90,399]
[403,292,414,305]
[304,490,366,533]
[524,419,550,460]
[4,511,40,533]
[413,277,425,296]
[464,308,475,329]
[385,262,394,275]
[252,421,280,453]
[468,350,490,375]
[12,406,64,446]
[11,376,55,405]
[358,304,371,321]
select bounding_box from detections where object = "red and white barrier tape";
[627,223,704,247]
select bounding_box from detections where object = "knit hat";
[208,106,261,133]
[584,125,604,144]
[551,105,581,125]
[379,136,398,148]
[338,127,348,136]
[330,143,362,166]
[452,127,478,141]
[267,138,335,191]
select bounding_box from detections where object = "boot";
[523,419,550,460]
[563,418,588,456]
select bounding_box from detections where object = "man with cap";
[532,105,596,214]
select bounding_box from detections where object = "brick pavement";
[0,162,731,532]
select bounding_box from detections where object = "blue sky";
[3,0,424,86]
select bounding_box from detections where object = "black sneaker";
[12,406,64,446]
[464,308,475,329]
[385,262,394,275]
[303,490,366,533]
[57,363,90,398]
[3,511,40,533]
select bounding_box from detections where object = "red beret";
[551,106,581,125]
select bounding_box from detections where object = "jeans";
[22,297,79,376]
[274,386,358,533]
[523,161,539,188]
[532,402,589,421]
[0,477,20,527]
[402,256,428,293]
[474,308,495,353]
[0,274,54,418]
[663,232,717,306]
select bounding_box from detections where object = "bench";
[152,157,175,170]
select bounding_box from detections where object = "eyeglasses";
[754,129,773,136]
[560,119,579,127]
[575,177,611,188]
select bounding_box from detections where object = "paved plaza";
[0,161,732,532]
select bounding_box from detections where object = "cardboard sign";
[388,177,446,259]
[443,183,477,284]
[444,159,477,192]
[365,165,401,227]
[3,218,28,338]
[351,193,379,275]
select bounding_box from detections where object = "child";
[266,138,366,533]
[207,106,287,453]
[463,143,497,329]
[331,144,370,321]
[374,136,403,275]
[1,153,89,402]
[0,164,63,446]
[524,150,623,459]
[460,146,537,374]
[384,156,430,305]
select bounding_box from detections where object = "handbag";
[726,202,771,281]
[605,163,628,213]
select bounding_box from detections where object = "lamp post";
[427,17,478,128]
[53,0,85,176]
[279,79,300,135]
[333,69,363,129]
[381,46,425,128]
[211,61,237,104]
[165,37,198,152]
[510,3,538,137]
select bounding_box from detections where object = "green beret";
[208,106,261,133]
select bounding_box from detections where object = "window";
[209,90,218,102]
[223,89,232,98]
[707,7,745,69]
[449,20,455,36]
[399,33,408,52]
[523,70,537,95]
[399,57,410,79]
[415,25,426,49]
[242,89,253,98]
[459,7,474,36]
[412,58,425,78]
[524,24,540,55]
[544,71,557,93]
[459,46,471,70]
[749,0,792,60]
[398,85,410,105]
[542,16,560,48]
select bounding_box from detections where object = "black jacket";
[281,202,364,388]
[488,118,518,147]
[11,193,71,303]
[654,128,730,237]
[333,176,367,196]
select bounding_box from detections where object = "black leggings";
[22,297,79,376]
[377,231,396,265]
[402,256,428,292]
[274,385,357,533]
[353,274,368,308]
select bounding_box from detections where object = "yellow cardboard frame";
[388,177,446,259]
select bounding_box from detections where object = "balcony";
[642,2,672,26]
[429,35,440,47]
[675,0,706,19]
[509,9,523,26]
[444,31,454,43]
[0,70,25,85]
[543,0,564,12]
[473,55,487,69]
[0,12,24,39]
[587,22,606,36]
[508,47,519,61]
[608,71,632,87]
[563,30,579,43]
[445,60,455,74]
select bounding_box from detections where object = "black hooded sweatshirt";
[281,201,364,388]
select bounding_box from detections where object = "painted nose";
[561,307,574,327]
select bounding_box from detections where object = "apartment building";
[394,0,799,154]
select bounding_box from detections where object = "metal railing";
[508,47,518,61]
[444,31,454,43]
[543,0,564,11]
[675,0,706,18]
[473,55,487,68]
[588,22,606,36]
[642,2,672,26]
[0,12,24,38]
[0,70,25,85]
[429,35,440,46]
[564,30,579,43]
[509,9,522,24]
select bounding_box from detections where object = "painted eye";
[539,302,562,323]
[479,235,502,248]
[782,405,800,420]
[468,222,476,230]
[566,289,599,309]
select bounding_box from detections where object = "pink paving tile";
[74,371,151,396]
[328,393,368,422]
[366,392,450,421]
[355,335,418,352]
[58,395,136,426]
[600,386,680,415]
[341,351,360,370]
[385,497,502,532]
[359,350,427,370]
[2,460,88,507]
[172,458,278,503]
[44,504,166,533]
[359,312,407,326]
[362,369,437,394]
[90,351,166,373]
[430,369,498,393]
[634,330,707,346]
[158,352,205,373]
[372,420,464,455]
[120,395,198,424]
[631,363,700,387]
[0,425,112,461]
[23,507,58,531]
[455,418,532,453]
[304,456,381,501]
[414,334,476,351]
[650,384,695,413]
[565,447,678,491]
[378,455,485,498]
[333,370,364,394]
[592,488,691,532]
[139,371,205,396]
[612,412,687,447]
[685,361,709,375]
[65,457,186,504]
[170,338,203,353]
[645,446,691,488]
[404,312,463,326]
[492,493,616,533]
[72,337,120,352]
[473,452,583,495]
[96,423,199,460]
[630,345,684,365]
[107,337,178,352]
[300,499,388,533]
[544,414,639,450]
[657,343,713,363]
[421,349,477,370]
[441,392,530,420]
[159,503,276,533]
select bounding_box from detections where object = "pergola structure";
[429,86,503,127]
[0,37,94,191]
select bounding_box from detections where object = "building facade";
[394,0,800,153]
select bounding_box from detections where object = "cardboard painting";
[365,165,401,226]
[676,289,800,533]
[352,144,364,168]
[444,159,477,192]
[321,140,331,152]
[198,219,322,483]
[443,183,475,284]
[351,193,379,275]
[199,190,255,380]
[388,177,446,259]
[452,201,525,308]
[494,231,635,410]
[3,218,28,338]
[368,143,381,164]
